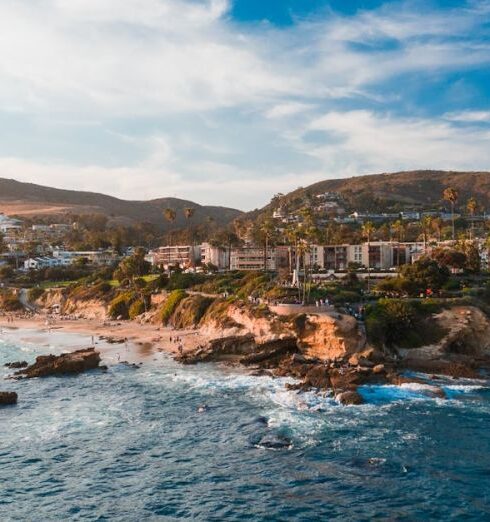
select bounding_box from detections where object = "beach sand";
[0,315,208,365]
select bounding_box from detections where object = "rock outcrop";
[0,391,18,406]
[12,348,101,379]
[336,390,364,405]
[4,361,28,369]
[398,306,490,377]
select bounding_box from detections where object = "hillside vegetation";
[0,178,242,228]
[258,170,490,214]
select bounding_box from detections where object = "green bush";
[147,274,168,292]
[28,287,45,302]
[129,299,146,319]
[167,273,205,291]
[160,290,187,324]
[365,298,444,349]
[171,295,214,328]
[108,292,137,320]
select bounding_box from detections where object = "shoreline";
[0,315,208,365]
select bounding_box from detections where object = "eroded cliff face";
[179,300,367,365]
[293,313,366,361]
[398,306,490,376]
[37,288,108,320]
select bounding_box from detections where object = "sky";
[0,0,489,210]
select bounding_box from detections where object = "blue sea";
[1,329,490,521]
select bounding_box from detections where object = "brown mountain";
[0,178,243,229]
[261,170,490,214]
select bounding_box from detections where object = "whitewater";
[1,331,490,521]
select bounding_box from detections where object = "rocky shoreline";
[2,293,490,406]
[174,302,490,404]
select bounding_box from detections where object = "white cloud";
[443,110,490,122]
[304,110,490,174]
[0,0,489,208]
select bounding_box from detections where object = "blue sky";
[0,0,489,210]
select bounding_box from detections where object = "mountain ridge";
[0,178,243,229]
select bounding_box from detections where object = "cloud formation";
[0,0,489,209]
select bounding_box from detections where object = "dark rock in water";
[4,361,28,369]
[13,348,101,379]
[254,416,269,426]
[336,390,364,405]
[0,391,18,406]
[255,433,292,450]
[304,366,330,389]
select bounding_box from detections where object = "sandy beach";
[0,314,207,365]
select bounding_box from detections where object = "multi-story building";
[200,243,230,270]
[230,246,276,271]
[147,245,201,270]
[52,249,119,266]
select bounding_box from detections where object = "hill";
[259,170,490,215]
[0,178,243,229]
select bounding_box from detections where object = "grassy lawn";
[40,280,78,289]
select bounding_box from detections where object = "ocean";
[1,330,490,521]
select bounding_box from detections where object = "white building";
[147,245,201,270]
[24,257,63,270]
[0,214,22,234]
[52,249,118,266]
[201,243,230,270]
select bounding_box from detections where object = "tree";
[420,215,433,252]
[431,248,466,271]
[400,257,450,295]
[210,230,241,270]
[114,249,151,284]
[443,187,459,241]
[466,197,478,240]
[362,221,375,292]
[183,207,195,221]
[163,208,177,225]
[391,220,405,268]
[431,217,443,242]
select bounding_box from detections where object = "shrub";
[28,287,45,302]
[108,292,137,320]
[167,272,205,291]
[160,290,187,324]
[147,274,168,292]
[171,295,214,328]
[365,298,444,349]
[129,299,146,319]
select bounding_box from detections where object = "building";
[24,257,63,270]
[201,243,230,270]
[0,214,22,234]
[147,245,201,270]
[52,249,119,266]
[230,246,275,271]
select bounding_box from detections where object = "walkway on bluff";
[269,303,338,317]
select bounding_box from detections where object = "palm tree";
[466,197,478,240]
[432,216,443,242]
[362,221,375,293]
[443,187,459,241]
[162,208,177,267]
[391,220,405,268]
[183,207,195,221]
[163,208,176,224]
[259,219,276,272]
[420,215,433,252]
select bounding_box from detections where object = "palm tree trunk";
[452,202,455,241]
